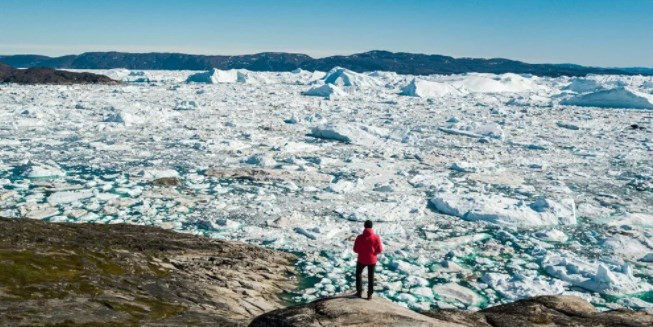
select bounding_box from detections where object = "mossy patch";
[0,248,166,300]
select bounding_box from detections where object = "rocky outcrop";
[0,63,118,84]
[3,217,651,326]
[251,295,653,327]
[0,217,297,326]
[249,295,463,327]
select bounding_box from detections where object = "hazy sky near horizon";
[1,0,652,67]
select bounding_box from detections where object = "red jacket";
[353,228,383,265]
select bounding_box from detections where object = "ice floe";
[400,79,464,98]
[561,87,653,109]
[302,84,347,99]
[430,193,576,227]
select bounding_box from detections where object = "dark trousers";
[355,263,375,295]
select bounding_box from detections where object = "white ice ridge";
[400,79,465,98]
[186,68,252,84]
[322,67,379,89]
[452,73,546,93]
[430,192,576,227]
[19,162,65,179]
[562,87,653,109]
[302,84,347,99]
[309,123,387,146]
[563,78,604,93]
[541,252,653,295]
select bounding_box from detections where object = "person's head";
[364,220,373,229]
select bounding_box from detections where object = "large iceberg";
[400,79,465,98]
[561,87,653,109]
[454,73,544,93]
[563,78,604,93]
[322,67,378,89]
[186,68,245,84]
[309,123,384,146]
[430,192,576,227]
[541,252,652,295]
[302,84,346,99]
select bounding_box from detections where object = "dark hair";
[364,220,373,228]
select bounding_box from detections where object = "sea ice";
[322,67,378,89]
[186,68,240,84]
[400,79,464,98]
[19,163,65,179]
[432,283,482,306]
[2,68,652,312]
[302,84,346,99]
[541,252,652,295]
[561,87,653,109]
[430,192,576,227]
[310,123,381,145]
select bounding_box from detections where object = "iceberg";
[19,163,65,179]
[430,192,576,227]
[186,68,245,84]
[454,73,544,93]
[302,84,346,99]
[563,78,604,93]
[541,253,652,295]
[310,123,382,145]
[322,67,378,89]
[561,87,653,109]
[400,79,464,98]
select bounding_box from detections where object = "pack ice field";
[1,67,652,312]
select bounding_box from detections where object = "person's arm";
[375,236,383,255]
[353,236,360,253]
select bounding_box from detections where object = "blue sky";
[1,0,652,67]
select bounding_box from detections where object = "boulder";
[251,295,653,327]
[249,295,463,327]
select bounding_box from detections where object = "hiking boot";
[367,293,373,300]
[355,292,363,298]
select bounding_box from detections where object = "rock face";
[251,295,653,327]
[249,295,463,327]
[0,217,297,326]
[0,63,118,84]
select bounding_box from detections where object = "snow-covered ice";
[1,69,652,311]
[562,87,653,109]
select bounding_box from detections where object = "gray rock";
[252,295,653,327]
[249,295,464,327]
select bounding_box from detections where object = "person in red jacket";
[353,220,383,300]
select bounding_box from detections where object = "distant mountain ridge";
[0,50,649,77]
[0,62,118,84]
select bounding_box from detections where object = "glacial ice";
[186,68,242,84]
[432,283,482,307]
[453,73,545,93]
[322,67,378,89]
[430,192,576,227]
[564,78,603,93]
[302,84,347,98]
[19,163,65,179]
[561,87,653,109]
[400,79,464,98]
[542,252,652,295]
[1,68,652,312]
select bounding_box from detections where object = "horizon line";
[2,49,644,69]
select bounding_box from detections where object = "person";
[353,220,383,300]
